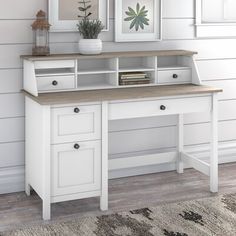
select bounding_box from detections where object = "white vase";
[78,39,102,55]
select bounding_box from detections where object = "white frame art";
[115,0,162,42]
[196,0,236,38]
[49,0,109,32]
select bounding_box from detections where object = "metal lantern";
[31,10,51,56]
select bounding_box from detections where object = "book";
[119,78,151,86]
[119,72,147,80]
[119,80,150,86]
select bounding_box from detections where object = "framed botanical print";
[115,0,162,42]
[49,0,109,32]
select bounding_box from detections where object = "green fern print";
[124,3,149,31]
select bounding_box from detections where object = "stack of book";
[119,72,151,86]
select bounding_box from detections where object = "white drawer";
[34,60,75,69]
[52,140,101,196]
[52,104,101,144]
[158,69,191,84]
[109,96,211,120]
[37,75,75,92]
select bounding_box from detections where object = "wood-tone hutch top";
[23,84,222,105]
[21,50,197,61]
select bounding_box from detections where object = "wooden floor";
[0,163,236,232]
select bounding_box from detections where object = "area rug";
[1,193,236,236]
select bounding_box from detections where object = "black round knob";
[160,105,166,111]
[74,143,80,149]
[74,107,80,113]
[173,74,178,79]
[52,80,58,86]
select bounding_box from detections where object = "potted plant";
[77,0,104,55]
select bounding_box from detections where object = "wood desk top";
[21,50,197,61]
[23,84,223,105]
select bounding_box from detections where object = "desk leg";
[42,105,51,220]
[210,93,218,193]
[100,101,108,211]
[177,114,184,174]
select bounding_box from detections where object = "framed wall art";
[196,0,236,38]
[115,0,162,42]
[49,0,109,32]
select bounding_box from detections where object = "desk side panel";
[25,97,49,198]
[24,60,38,97]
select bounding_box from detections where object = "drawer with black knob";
[37,75,75,92]
[51,140,101,196]
[157,69,191,84]
[51,104,101,144]
[109,96,211,120]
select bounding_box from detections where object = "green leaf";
[140,6,145,12]
[140,21,144,29]
[79,7,86,12]
[135,20,139,31]
[128,7,136,15]
[85,5,92,10]
[124,16,135,21]
[142,18,149,25]
[130,19,136,29]
[125,11,134,17]
[136,3,140,14]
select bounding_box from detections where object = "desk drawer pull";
[74,107,80,113]
[173,74,178,79]
[74,143,80,149]
[160,105,166,110]
[52,80,58,86]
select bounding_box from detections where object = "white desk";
[24,84,222,220]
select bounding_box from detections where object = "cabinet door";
[51,104,101,144]
[52,141,101,196]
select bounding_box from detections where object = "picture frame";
[115,0,162,42]
[195,0,236,38]
[48,0,109,32]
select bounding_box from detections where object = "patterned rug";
[1,193,236,236]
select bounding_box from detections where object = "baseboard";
[0,143,236,194]
[0,166,24,194]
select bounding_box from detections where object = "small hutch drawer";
[37,75,75,92]
[158,69,191,84]
[51,104,101,144]
[51,140,101,196]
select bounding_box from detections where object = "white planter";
[78,39,102,55]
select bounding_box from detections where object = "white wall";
[0,0,236,193]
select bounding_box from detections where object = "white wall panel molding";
[0,0,46,19]
[0,45,30,69]
[204,80,236,100]
[163,0,194,18]
[0,166,24,194]
[109,120,236,155]
[198,59,236,80]
[163,19,194,40]
[0,142,24,168]
[0,117,24,143]
[0,20,33,44]
[0,69,22,93]
[0,93,24,118]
